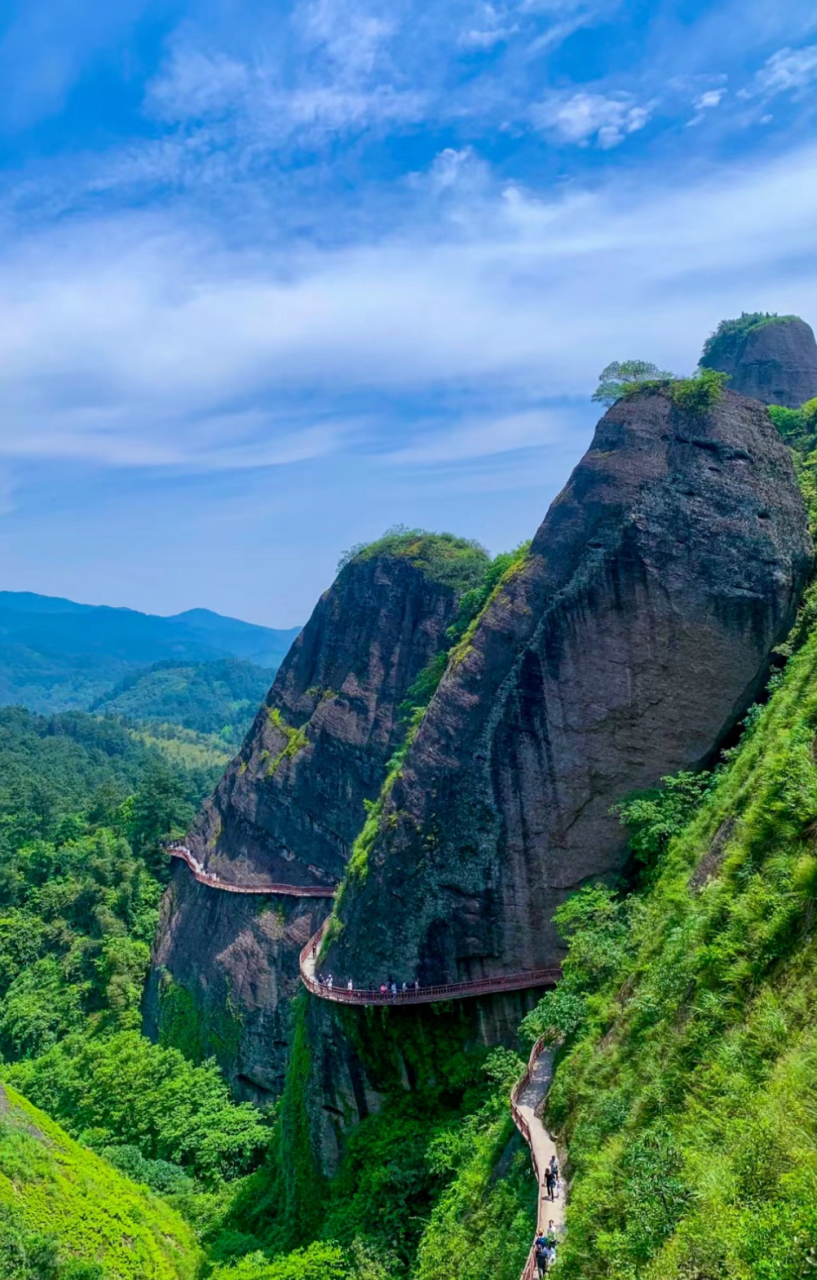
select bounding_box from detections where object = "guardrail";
[167,844,336,898]
[511,1036,549,1280]
[299,921,560,1006]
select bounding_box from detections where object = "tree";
[592,360,673,406]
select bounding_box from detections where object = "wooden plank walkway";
[167,844,336,898]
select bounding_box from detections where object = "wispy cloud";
[749,43,817,97]
[531,90,653,147]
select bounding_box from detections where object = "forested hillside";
[91,659,272,745]
[0,710,273,1275]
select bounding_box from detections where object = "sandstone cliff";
[701,314,817,407]
[145,533,489,1097]
[322,389,812,989]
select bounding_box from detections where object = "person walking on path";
[544,1164,556,1201]
[549,1154,560,1197]
[534,1233,548,1278]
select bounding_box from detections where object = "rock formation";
[145,535,489,1097]
[322,389,812,989]
[701,314,817,408]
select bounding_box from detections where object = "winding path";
[169,843,565,1270]
[167,844,336,898]
[511,1038,566,1278]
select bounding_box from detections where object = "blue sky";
[1,0,817,626]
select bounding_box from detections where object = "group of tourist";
[534,1156,562,1275]
[314,973,421,996]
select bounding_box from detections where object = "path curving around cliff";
[299,918,561,1005]
[511,1039,566,1280]
[167,845,336,898]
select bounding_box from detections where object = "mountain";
[145,530,492,1099]
[323,388,810,995]
[0,590,300,712]
[700,312,817,407]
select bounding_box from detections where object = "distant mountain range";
[0,591,300,713]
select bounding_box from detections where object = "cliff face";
[324,390,812,988]
[701,316,817,408]
[145,536,488,1097]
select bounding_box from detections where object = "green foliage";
[668,367,729,412]
[592,361,674,406]
[336,526,489,592]
[700,311,797,369]
[767,399,817,534]
[265,709,309,777]
[613,770,713,871]
[6,1030,270,1186]
[210,1243,349,1280]
[541,617,817,1278]
[92,658,272,745]
[0,1086,200,1278]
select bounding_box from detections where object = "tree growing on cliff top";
[592,360,673,406]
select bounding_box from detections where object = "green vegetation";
[220,1004,532,1279]
[592,362,728,413]
[516,614,817,1277]
[700,311,798,370]
[92,659,272,746]
[592,361,674,406]
[336,527,489,591]
[0,1083,200,1278]
[265,708,309,777]
[0,706,275,1269]
[8,1033,268,1185]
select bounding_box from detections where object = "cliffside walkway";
[167,844,336,899]
[511,1038,566,1280]
[299,919,561,1006]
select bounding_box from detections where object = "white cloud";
[531,90,652,147]
[695,88,727,109]
[1,137,817,486]
[751,43,817,96]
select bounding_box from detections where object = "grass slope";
[0,1083,200,1278]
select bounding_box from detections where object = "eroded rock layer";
[324,390,812,988]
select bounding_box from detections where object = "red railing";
[511,1036,549,1280]
[167,844,336,898]
[298,920,560,1006]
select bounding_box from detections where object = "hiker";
[402,981,408,993]
[414,978,420,991]
[326,974,333,990]
[347,977,353,991]
[544,1165,556,1201]
[380,982,387,995]
[549,1154,560,1196]
[390,980,398,997]
[534,1233,548,1278]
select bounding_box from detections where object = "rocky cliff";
[322,389,812,990]
[701,314,817,407]
[145,533,489,1097]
